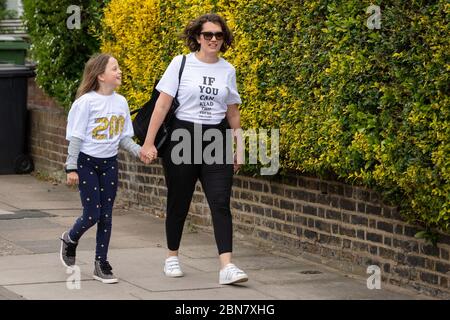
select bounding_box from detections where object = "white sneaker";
[219,263,248,285]
[164,256,184,277]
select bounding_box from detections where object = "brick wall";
[28,78,68,180]
[27,77,450,299]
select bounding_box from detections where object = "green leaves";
[22,0,108,110]
[228,0,449,232]
[23,0,450,233]
[414,230,440,247]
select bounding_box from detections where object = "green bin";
[0,36,29,65]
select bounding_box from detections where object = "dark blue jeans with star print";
[69,152,118,262]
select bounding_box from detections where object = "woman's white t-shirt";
[156,52,242,125]
[66,91,134,158]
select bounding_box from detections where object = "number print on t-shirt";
[199,76,219,120]
[92,115,125,140]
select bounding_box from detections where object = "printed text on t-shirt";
[92,115,125,140]
[199,76,219,119]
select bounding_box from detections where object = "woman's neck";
[195,51,219,63]
[96,84,115,96]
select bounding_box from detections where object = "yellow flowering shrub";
[100,0,218,111]
[99,0,450,233]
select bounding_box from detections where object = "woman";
[140,13,248,285]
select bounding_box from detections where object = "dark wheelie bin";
[0,64,35,174]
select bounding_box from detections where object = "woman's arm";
[226,104,244,172]
[139,92,174,162]
[226,104,240,130]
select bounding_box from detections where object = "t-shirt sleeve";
[121,100,135,139]
[155,55,183,98]
[225,68,242,105]
[66,98,89,141]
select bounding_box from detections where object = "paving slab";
[0,175,432,300]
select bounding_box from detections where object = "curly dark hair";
[182,13,233,53]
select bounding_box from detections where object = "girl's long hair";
[76,53,112,99]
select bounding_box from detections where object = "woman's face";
[197,22,224,55]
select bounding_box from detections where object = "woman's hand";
[226,105,243,173]
[139,92,173,165]
[140,144,158,164]
[67,172,79,185]
[234,151,243,173]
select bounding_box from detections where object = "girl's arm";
[65,137,82,185]
[119,136,141,158]
[65,137,82,172]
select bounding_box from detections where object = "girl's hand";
[140,144,158,164]
[67,172,79,185]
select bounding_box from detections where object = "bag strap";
[174,55,186,100]
[131,55,186,116]
[168,55,186,116]
[130,107,140,116]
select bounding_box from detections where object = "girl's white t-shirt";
[66,91,134,158]
[156,52,242,125]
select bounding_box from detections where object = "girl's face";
[197,22,223,55]
[98,57,122,89]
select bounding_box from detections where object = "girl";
[140,13,248,285]
[60,53,143,284]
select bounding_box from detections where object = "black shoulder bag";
[131,55,187,153]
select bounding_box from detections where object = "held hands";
[139,144,158,164]
[66,172,79,186]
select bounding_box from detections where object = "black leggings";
[162,118,234,255]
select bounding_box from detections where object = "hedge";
[99,0,449,233]
[228,0,449,233]
[22,0,109,109]
[23,0,450,233]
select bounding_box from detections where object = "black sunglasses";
[200,31,224,41]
